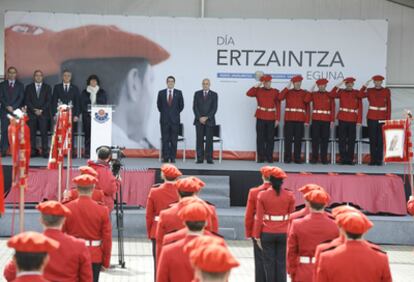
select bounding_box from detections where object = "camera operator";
[87,145,120,215]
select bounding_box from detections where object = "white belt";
[312,110,331,115]
[263,214,289,221]
[369,106,387,111]
[339,107,358,113]
[154,216,160,222]
[299,256,315,264]
[285,108,305,113]
[84,240,102,247]
[257,106,276,112]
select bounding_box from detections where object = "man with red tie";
[358,75,391,166]
[329,77,362,165]
[279,75,312,163]
[6,232,59,282]
[63,174,112,282]
[247,74,281,163]
[3,201,92,282]
[287,189,339,282]
[309,79,336,164]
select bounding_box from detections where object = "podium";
[90,105,114,160]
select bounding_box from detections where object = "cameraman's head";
[97,146,111,163]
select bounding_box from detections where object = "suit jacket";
[80,88,108,115]
[0,80,24,115]
[52,83,81,117]
[157,89,184,125]
[24,83,52,118]
[193,89,218,126]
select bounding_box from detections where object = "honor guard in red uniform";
[287,189,339,282]
[62,174,112,282]
[157,201,212,282]
[62,165,105,205]
[358,75,391,165]
[146,164,182,268]
[329,77,362,165]
[279,75,312,163]
[185,236,239,282]
[247,74,281,163]
[244,166,274,282]
[4,201,92,282]
[6,231,59,282]
[253,166,294,282]
[408,196,414,215]
[315,212,392,282]
[309,79,336,164]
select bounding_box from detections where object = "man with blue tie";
[157,76,184,163]
[0,66,25,156]
[193,79,218,164]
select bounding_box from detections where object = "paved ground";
[0,238,413,282]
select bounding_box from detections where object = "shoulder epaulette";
[204,200,216,207]
[369,245,387,254]
[210,231,224,238]
[321,245,339,253]
[320,238,334,245]
[151,183,162,188]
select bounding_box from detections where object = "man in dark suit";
[52,70,81,156]
[193,79,218,164]
[0,66,25,156]
[24,70,52,158]
[157,76,184,163]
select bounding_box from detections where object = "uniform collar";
[17,271,43,277]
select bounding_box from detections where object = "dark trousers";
[338,120,356,163]
[261,233,287,282]
[151,239,156,281]
[256,119,275,162]
[311,120,330,163]
[28,114,49,153]
[368,119,384,164]
[252,238,266,282]
[196,124,214,161]
[1,114,10,153]
[92,263,101,282]
[284,121,304,162]
[161,123,179,161]
[83,113,91,155]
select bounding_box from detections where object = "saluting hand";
[365,79,372,87]
[336,81,344,88]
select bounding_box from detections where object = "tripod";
[114,174,126,268]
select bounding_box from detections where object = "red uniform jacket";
[315,240,392,282]
[155,200,219,261]
[310,91,336,122]
[244,182,271,238]
[62,188,105,205]
[358,86,391,121]
[329,87,362,123]
[4,229,92,282]
[88,160,119,212]
[63,196,112,268]
[146,182,179,239]
[407,199,414,215]
[287,212,339,282]
[253,188,295,238]
[279,88,312,122]
[246,87,281,121]
[10,274,49,282]
[157,234,200,282]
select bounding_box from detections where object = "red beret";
[72,174,98,187]
[260,75,272,82]
[269,167,287,179]
[316,79,329,86]
[304,189,330,205]
[49,25,170,66]
[161,164,182,179]
[178,201,211,222]
[291,75,303,83]
[36,200,71,217]
[331,205,359,218]
[183,235,226,256]
[79,166,98,177]
[176,177,204,193]
[189,244,239,273]
[298,184,324,195]
[8,231,60,253]
[336,212,373,234]
[344,77,356,83]
[372,75,385,81]
[5,24,60,78]
[260,166,273,178]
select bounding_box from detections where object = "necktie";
[36,84,41,97]
[168,90,173,106]
[9,82,14,88]
[204,91,208,100]
[64,85,68,93]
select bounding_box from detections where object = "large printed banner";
[5,11,388,157]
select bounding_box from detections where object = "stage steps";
[185,175,230,208]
